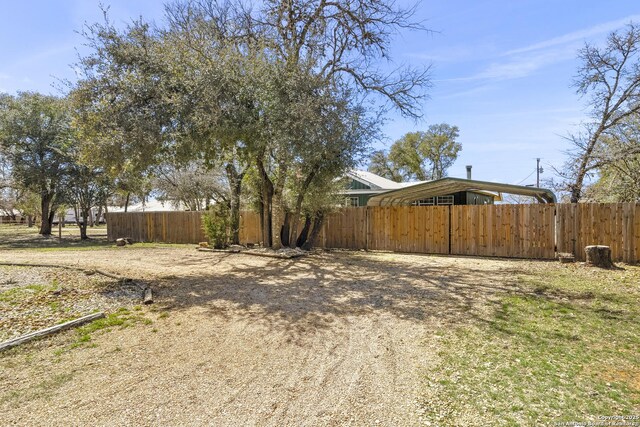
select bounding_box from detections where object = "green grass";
[0,223,192,251]
[422,265,640,426]
[65,308,152,350]
[0,307,154,407]
[0,283,58,305]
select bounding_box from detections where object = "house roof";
[347,170,419,190]
[109,199,184,212]
[366,177,557,206]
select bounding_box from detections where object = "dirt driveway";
[1,246,537,426]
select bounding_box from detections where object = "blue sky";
[1,0,638,186]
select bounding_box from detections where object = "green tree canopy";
[0,92,72,235]
[584,114,640,202]
[369,124,461,182]
[73,0,430,249]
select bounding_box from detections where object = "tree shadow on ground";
[151,251,573,342]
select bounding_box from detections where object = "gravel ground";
[0,265,141,341]
[0,246,550,426]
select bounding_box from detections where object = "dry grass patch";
[421,263,640,426]
[0,265,146,342]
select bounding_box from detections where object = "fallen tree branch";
[0,261,88,272]
[0,262,130,281]
[143,287,153,305]
[90,269,133,283]
[196,247,241,253]
[0,312,105,352]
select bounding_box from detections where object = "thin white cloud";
[471,48,571,80]
[435,84,493,100]
[505,14,640,55]
[406,43,497,63]
[440,43,576,82]
[447,15,640,82]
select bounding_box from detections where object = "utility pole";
[536,158,543,187]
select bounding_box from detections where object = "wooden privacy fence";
[450,204,556,259]
[556,203,640,263]
[106,203,640,262]
[107,211,207,244]
[106,210,261,245]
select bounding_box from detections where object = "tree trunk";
[39,193,53,236]
[288,212,300,248]
[570,120,607,203]
[257,159,273,247]
[27,215,33,228]
[296,215,312,248]
[270,168,288,250]
[271,196,285,249]
[281,212,291,247]
[80,209,89,240]
[570,177,585,204]
[288,167,318,247]
[124,192,130,212]
[48,209,56,231]
[263,196,272,247]
[301,212,324,251]
[225,163,244,245]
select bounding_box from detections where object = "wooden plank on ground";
[0,312,105,352]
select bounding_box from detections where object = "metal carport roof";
[366,177,557,206]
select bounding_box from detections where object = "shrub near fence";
[106,203,640,263]
[106,210,261,245]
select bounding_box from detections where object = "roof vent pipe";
[466,165,472,180]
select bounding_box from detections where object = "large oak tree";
[74,0,430,249]
[0,92,72,235]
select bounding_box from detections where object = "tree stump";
[584,245,613,268]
